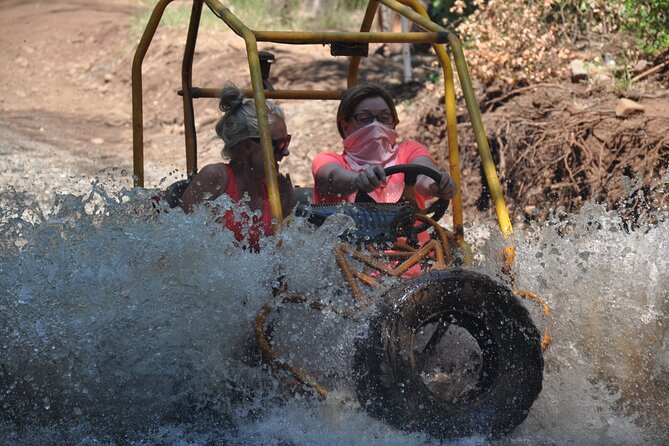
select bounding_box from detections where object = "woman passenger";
[180,83,293,250]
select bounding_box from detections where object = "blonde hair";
[215,83,285,159]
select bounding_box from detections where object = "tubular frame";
[132,0,514,261]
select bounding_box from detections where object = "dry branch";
[415,84,669,226]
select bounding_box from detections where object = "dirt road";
[2,0,666,220]
[1,0,141,198]
[0,0,433,196]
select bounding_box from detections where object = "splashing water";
[0,179,667,445]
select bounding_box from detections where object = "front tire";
[354,269,543,438]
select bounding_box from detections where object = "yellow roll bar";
[131,0,515,265]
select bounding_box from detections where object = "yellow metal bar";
[253,30,449,44]
[182,0,204,180]
[336,245,373,307]
[244,89,342,100]
[350,240,444,276]
[347,0,380,87]
[381,0,515,266]
[255,302,328,398]
[183,87,343,100]
[131,0,178,187]
[392,0,466,256]
[515,289,552,351]
[443,60,464,245]
[204,0,283,230]
[415,214,452,266]
[447,33,513,239]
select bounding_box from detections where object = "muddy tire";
[354,268,543,438]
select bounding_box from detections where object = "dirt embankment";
[415,82,669,224]
[1,0,667,224]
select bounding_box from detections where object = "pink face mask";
[343,121,399,172]
[343,121,404,203]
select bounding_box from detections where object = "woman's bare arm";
[315,163,386,197]
[179,163,228,213]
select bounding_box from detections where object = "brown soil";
[1,0,667,223]
[417,82,669,225]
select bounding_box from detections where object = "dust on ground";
[0,0,433,191]
[1,0,668,222]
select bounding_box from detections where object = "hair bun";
[218,83,245,113]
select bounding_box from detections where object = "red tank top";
[215,165,274,250]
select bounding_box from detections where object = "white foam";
[1,181,667,445]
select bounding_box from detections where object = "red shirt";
[215,165,274,251]
[311,140,434,207]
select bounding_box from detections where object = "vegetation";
[132,0,666,88]
[452,0,571,86]
[620,0,669,55]
[133,0,368,32]
[426,0,668,86]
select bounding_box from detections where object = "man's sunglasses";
[250,135,292,154]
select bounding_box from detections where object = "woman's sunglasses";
[250,135,292,155]
[349,112,396,126]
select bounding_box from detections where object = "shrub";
[620,0,669,55]
[453,0,571,86]
[427,0,666,87]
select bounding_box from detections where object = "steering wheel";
[383,164,450,231]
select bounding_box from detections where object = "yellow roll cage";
[131,0,515,269]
